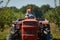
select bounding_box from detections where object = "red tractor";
[7,18,52,40]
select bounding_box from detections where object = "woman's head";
[26,6,33,13]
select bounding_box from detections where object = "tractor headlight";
[12,24,15,27]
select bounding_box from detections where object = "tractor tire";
[7,33,22,40]
[6,34,12,40]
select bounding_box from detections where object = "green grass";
[51,30,60,39]
[0,28,10,40]
[50,23,60,39]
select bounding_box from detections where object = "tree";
[44,6,60,28]
[40,5,51,13]
[0,7,25,32]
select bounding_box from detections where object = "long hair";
[26,6,33,13]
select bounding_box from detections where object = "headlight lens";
[12,24,15,27]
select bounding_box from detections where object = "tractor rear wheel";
[7,34,22,40]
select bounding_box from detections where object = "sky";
[0,0,59,9]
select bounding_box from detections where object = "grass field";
[0,27,10,40]
[50,23,60,40]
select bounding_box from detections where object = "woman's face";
[27,9,32,13]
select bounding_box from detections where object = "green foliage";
[44,6,60,28]
[40,4,52,13]
[0,7,25,27]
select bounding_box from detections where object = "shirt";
[25,13,35,18]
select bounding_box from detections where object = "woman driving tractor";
[25,6,36,19]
